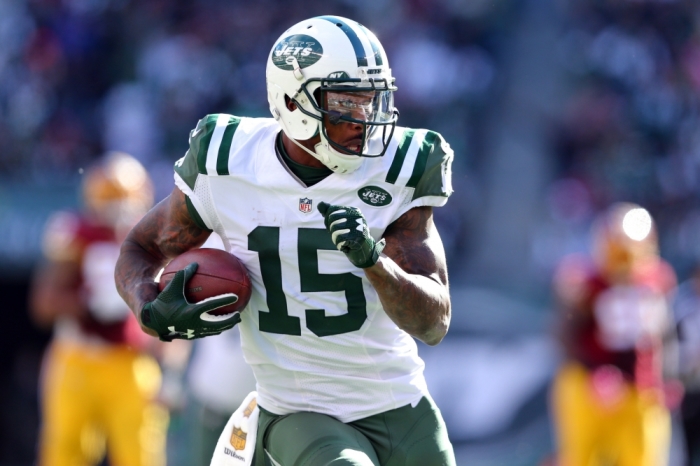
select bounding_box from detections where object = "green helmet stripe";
[318,16,368,67]
[407,131,438,188]
[386,129,416,184]
[358,24,383,67]
[216,116,241,175]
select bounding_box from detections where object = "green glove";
[318,202,385,269]
[141,263,241,341]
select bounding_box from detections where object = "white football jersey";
[174,114,453,422]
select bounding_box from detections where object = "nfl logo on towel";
[299,198,313,213]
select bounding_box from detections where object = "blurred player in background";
[672,262,700,466]
[551,202,680,466]
[29,152,168,466]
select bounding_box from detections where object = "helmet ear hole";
[284,95,297,111]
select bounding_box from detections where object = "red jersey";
[42,211,146,347]
[555,254,676,386]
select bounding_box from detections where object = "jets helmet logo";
[272,34,323,70]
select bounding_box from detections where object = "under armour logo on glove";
[318,202,385,269]
[141,263,241,341]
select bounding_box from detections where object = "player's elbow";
[418,305,451,346]
[421,322,449,346]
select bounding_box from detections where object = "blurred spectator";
[28,152,168,466]
[672,263,700,466]
[550,203,680,466]
[531,177,596,288]
[554,0,700,280]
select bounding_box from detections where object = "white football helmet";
[266,16,398,173]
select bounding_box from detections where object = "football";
[158,248,252,316]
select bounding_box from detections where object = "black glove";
[141,263,241,341]
[318,202,385,269]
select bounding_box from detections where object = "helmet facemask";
[294,77,398,163]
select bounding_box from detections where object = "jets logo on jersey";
[358,186,392,207]
[299,197,313,213]
[272,34,323,70]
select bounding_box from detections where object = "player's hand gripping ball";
[318,202,385,269]
[141,248,251,341]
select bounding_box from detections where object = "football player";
[30,152,168,466]
[671,262,700,465]
[550,203,679,466]
[115,16,456,466]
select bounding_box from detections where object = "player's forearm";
[364,257,450,346]
[115,198,176,325]
[115,191,211,331]
[115,238,165,330]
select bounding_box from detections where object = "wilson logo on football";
[358,186,392,207]
[272,34,323,70]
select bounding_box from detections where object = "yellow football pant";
[38,341,168,466]
[551,362,670,466]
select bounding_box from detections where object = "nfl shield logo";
[299,198,313,213]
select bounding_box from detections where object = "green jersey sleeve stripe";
[196,116,218,174]
[411,132,454,201]
[385,129,415,184]
[205,114,234,175]
[216,116,241,176]
[406,130,438,188]
[174,151,199,190]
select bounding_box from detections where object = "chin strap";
[286,132,365,174]
[286,133,349,173]
[286,135,324,163]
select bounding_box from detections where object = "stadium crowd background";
[1,0,700,464]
